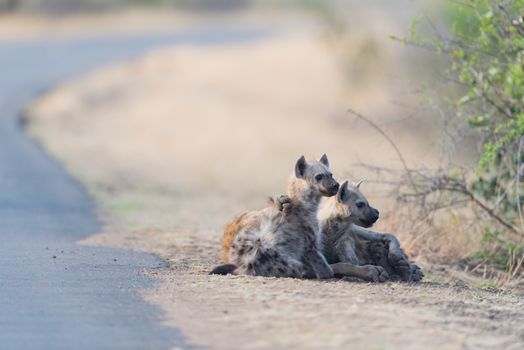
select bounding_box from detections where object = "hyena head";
[336,180,379,227]
[294,154,339,197]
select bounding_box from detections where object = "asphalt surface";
[0,26,270,350]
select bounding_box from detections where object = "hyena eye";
[356,202,365,209]
[315,174,323,182]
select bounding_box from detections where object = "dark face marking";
[359,205,379,227]
[315,172,339,197]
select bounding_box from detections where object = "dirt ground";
[84,226,524,350]
[26,16,524,350]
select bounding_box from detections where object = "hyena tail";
[209,264,238,275]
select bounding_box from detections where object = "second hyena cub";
[319,180,423,282]
[211,155,339,278]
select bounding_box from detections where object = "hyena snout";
[367,207,379,225]
[329,182,340,194]
[372,207,379,220]
[322,180,339,197]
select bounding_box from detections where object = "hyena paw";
[362,265,389,283]
[387,250,411,281]
[275,195,292,215]
[409,262,424,282]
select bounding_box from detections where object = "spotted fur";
[212,155,339,279]
[318,180,423,282]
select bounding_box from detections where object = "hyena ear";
[354,179,363,189]
[295,155,308,178]
[319,153,329,168]
[337,180,349,203]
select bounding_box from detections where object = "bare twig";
[347,108,418,191]
[450,178,519,233]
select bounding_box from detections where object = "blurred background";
[2,0,523,289]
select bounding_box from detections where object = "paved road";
[0,26,270,350]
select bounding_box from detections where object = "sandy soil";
[27,23,524,349]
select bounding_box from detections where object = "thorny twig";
[349,108,520,235]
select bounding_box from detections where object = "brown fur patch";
[220,212,249,263]
[220,195,290,263]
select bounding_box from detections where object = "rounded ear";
[319,153,329,168]
[337,180,349,203]
[295,155,307,178]
[354,179,363,189]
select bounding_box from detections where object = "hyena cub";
[211,155,339,278]
[319,180,423,282]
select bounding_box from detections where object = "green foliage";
[470,242,524,271]
[474,279,498,289]
[454,3,524,164]
[416,0,524,224]
[406,0,524,272]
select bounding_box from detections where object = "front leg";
[350,224,403,254]
[379,233,412,281]
[386,247,412,281]
[331,262,389,282]
[303,249,333,279]
[409,261,424,282]
[350,224,398,246]
[351,224,413,281]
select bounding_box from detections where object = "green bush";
[408,0,524,269]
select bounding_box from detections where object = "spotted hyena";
[211,154,339,278]
[318,180,423,282]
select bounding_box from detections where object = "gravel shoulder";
[27,29,524,349]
